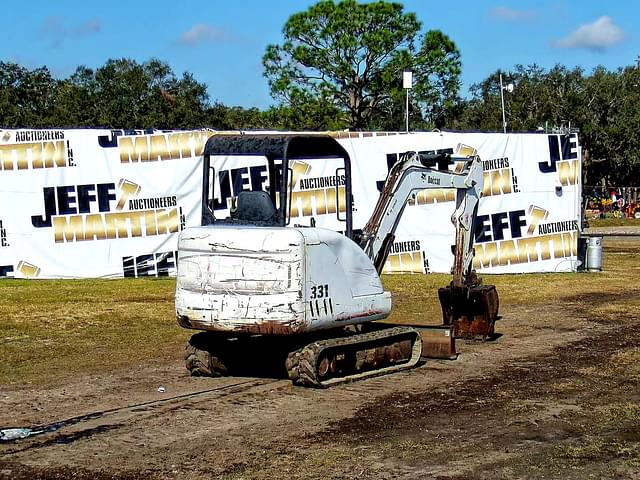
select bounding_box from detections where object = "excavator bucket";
[438,284,499,340]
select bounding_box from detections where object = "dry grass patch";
[503,399,544,416]
[589,218,640,228]
[219,446,374,480]
[553,438,640,465]
[593,403,640,428]
[578,348,640,383]
[550,379,586,394]
[0,277,187,386]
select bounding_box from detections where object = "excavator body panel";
[176,225,391,335]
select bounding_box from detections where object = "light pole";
[499,73,514,133]
[403,70,412,133]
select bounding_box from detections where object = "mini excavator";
[175,134,498,387]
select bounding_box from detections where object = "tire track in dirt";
[324,321,639,441]
[303,293,640,479]
[1,378,289,454]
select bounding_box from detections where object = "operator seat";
[230,191,278,223]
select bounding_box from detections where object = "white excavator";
[175,134,498,387]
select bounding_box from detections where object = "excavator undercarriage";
[285,326,422,387]
[185,325,422,388]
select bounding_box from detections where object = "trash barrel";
[586,236,603,271]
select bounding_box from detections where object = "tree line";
[0,0,638,185]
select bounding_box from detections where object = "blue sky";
[3,1,638,109]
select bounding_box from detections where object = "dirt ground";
[1,237,639,479]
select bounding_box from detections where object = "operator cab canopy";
[201,133,353,236]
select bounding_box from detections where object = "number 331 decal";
[309,284,334,317]
[310,284,329,299]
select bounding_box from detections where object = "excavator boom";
[359,151,482,276]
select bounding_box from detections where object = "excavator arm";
[359,151,482,277]
[450,170,482,288]
[359,150,498,340]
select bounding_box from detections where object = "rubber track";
[286,326,422,388]
[185,334,229,377]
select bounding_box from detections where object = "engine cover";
[176,226,391,335]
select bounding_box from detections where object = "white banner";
[332,131,582,274]
[0,129,581,278]
[0,129,211,278]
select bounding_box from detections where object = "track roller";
[285,326,422,388]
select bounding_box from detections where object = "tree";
[49,58,211,129]
[580,65,640,185]
[411,30,462,128]
[206,102,270,130]
[263,0,461,130]
[457,65,585,133]
[264,94,348,130]
[159,71,210,129]
[455,63,640,186]
[0,62,58,127]
[50,66,99,127]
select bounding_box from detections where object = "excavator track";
[285,326,422,388]
[185,332,231,377]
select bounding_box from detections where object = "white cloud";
[555,16,625,51]
[179,23,230,45]
[489,6,536,22]
[40,17,102,48]
[74,20,101,36]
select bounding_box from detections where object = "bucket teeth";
[438,284,499,340]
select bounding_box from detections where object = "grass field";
[1,236,639,479]
[1,236,639,387]
[0,278,182,385]
[588,217,640,227]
